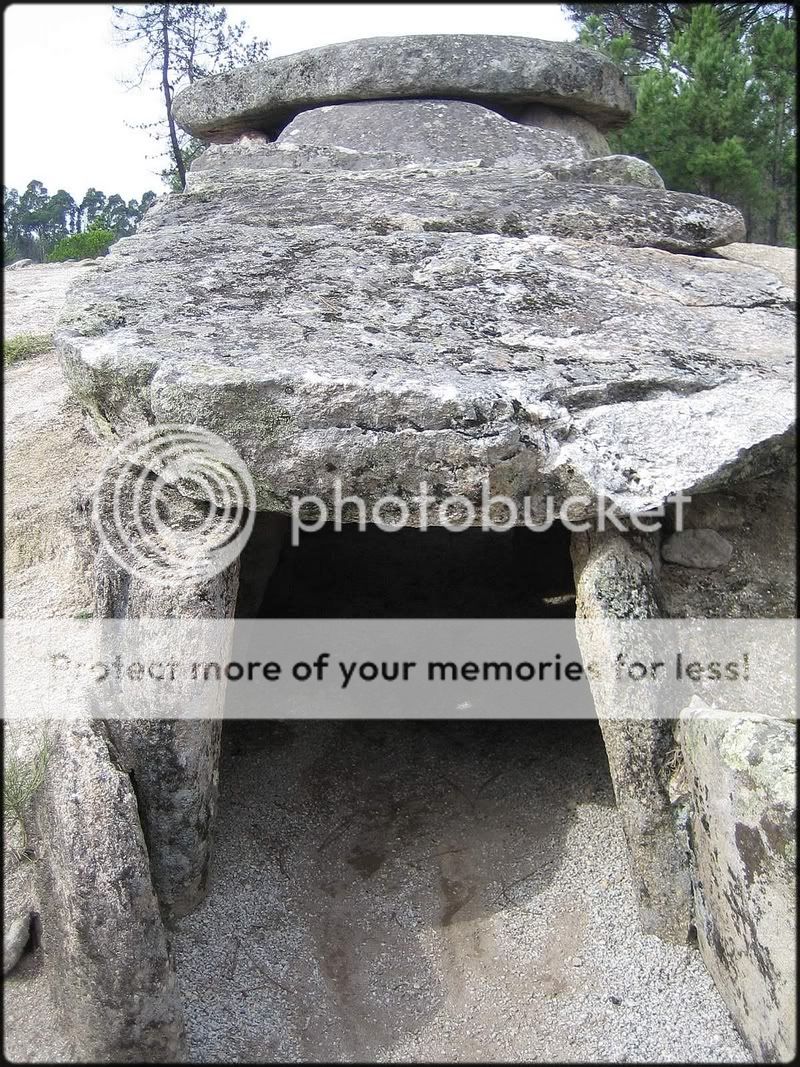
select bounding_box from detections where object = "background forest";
[3,2,796,264]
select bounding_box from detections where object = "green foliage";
[571,2,797,246]
[620,6,762,202]
[46,227,116,262]
[578,13,640,79]
[566,4,791,67]
[4,333,55,365]
[4,181,157,262]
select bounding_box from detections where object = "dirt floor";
[173,720,750,1063]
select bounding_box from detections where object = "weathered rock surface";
[56,172,789,519]
[711,242,796,290]
[514,102,611,157]
[661,465,796,619]
[678,702,796,1061]
[33,719,187,1061]
[3,259,99,338]
[90,507,239,917]
[181,155,743,250]
[3,913,31,976]
[4,340,101,622]
[571,529,693,942]
[193,141,662,189]
[277,99,587,164]
[532,154,665,189]
[173,35,636,141]
[662,529,734,569]
[192,138,418,174]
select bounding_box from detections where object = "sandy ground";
[3,260,95,337]
[173,720,750,1063]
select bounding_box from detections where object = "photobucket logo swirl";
[92,425,256,587]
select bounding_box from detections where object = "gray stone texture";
[532,154,665,188]
[32,720,186,1061]
[276,99,587,164]
[3,914,31,976]
[678,703,796,1061]
[514,102,612,157]
[90,495,240,918]
[661,465,796,619]
[661,528,734,569]
[711,242,796,290]
[180,150,743,251]
[172,34,636,141]
[571,529,693,942]
[192,137,419,174]
[55,163,790,525]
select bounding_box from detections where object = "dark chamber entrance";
[251,520,577,618]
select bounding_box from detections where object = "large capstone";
[172,34,636,141]
[55,143,789,521]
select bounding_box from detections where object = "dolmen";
[42,35,796,1061]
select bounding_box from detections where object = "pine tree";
[113,4,270,191]
[573,2,796,245]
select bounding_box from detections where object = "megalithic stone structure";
[44,34,795,1062]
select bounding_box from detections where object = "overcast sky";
[3,3,575,201]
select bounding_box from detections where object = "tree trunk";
[768,98,785,247]
[161,4,186,192]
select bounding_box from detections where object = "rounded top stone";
[172,34,636,141]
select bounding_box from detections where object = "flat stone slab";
[661,528,734,569]
[55,159,793,518]
[277,99,587,164]
[172,34,636,141]
[711,242,796,290]
[186,150,740,251]
[192,141,662,190]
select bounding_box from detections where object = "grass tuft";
[3,333,54,365]
[4,728,53,853]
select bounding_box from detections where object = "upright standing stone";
[571,529,693,942]
[33,721,186,1061]
[678,703,796,1060]
[90,475,241,918]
